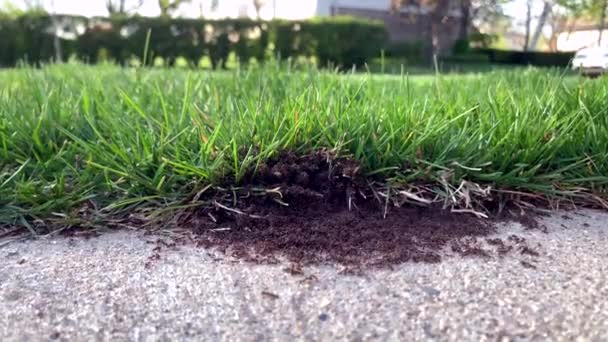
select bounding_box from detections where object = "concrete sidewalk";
[1,210,608,341]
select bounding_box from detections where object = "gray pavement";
[1,210,608,341]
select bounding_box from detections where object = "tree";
[459,0,471,40]
[557,0,608,45]
[459,0,504,41]
[253,0,265,19]
[0,1,23,16]
[599,0,607,44]
[23,0,44,10]
[390,0,452,55]
[106,0,144,16]
[202,0,266,19]
[1,0,45,15]
[391,0,508,54]
[469,0,510,36]
[158,0,191,17]
[523,0,532,51]
[529,0,554,50]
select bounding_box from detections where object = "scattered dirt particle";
[157,239,178,249]
[5,251,19,258]
[486,238,514,256]
[486,238,503,246]
[508,235,526,244]
[520,246,541,257]
[501,209,549,233]
[299,274,319,284]
[283,263,304,276]
[451,238,491,258]
[509,212,541,230]
[144,252,161,269]
[520,260,537,269]
[338,266,367,276]
[261,291,280,299]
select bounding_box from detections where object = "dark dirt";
[498,209,547,233]
[195,203,493,267]
[521,246,541,257]
[261,291,280,300]
[486,238,515,256]
[450,238,492,258]
[520,260,538,269]
[179,150,541,268]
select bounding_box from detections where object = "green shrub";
[309,16,388,68]
[0,14,86,66]
[453,33,498,56]
[442,53,490,63]
[0,15,388,69]
[469,32,497,49]
[383,41,424,64]
[0,17,19,66]
[452,39,470,55]
[77,18,127,64]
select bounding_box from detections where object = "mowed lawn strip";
[1,64,607,230]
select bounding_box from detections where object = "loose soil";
[180,151,540,268]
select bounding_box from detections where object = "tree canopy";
[158,0,191,17]
[105,0,144,16]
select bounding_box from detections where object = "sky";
[5,0,320,19]
[7,0,535,21]
[8,0,187,17]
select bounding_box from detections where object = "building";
[205,0,462,55]
[328,0,462,55]
[556,25,608,51]
[202,0,390,21]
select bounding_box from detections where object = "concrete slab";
[1,210,607,341]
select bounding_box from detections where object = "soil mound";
[184,151,531,267]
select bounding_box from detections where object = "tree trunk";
[53,26,62,63]
[599,0,607,46]
[523,0,532,51]
[529,0,552,50]
[430,0,451,56]
[548,13,566,52]
[49,0,62,63]
[459,0,471,41]
[253,0,265,19]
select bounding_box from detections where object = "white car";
[572,47,608,76]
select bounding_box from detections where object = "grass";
[1,62,608,231]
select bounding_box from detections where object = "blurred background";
[0,0,606,71]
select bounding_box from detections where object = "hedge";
[474,48,575,67]
[0,14,388,68]
[383,41,425,64]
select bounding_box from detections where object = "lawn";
[1,63,607,231]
